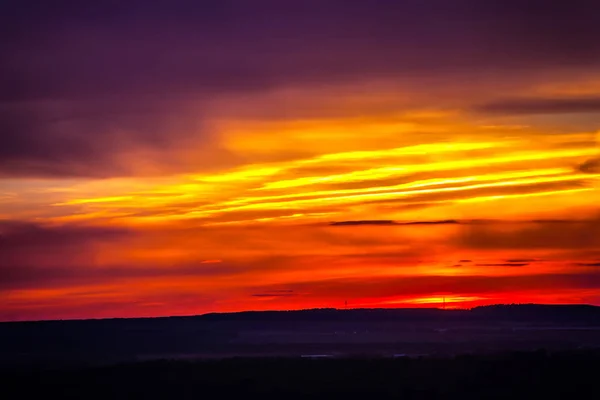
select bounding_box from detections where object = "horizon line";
[2,302,597,324]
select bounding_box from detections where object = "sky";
[1,0,600,321]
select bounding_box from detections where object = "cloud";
[330,220,396,226]
[0,101,237,178]
[0,220,130,250]
[475,263,529,267]
[329,219,595,228]
[2,0,600,177]
[458,218,600,250]
[358,181,591,210]
[579,157,600,173]
[4,1,600,102]
[0,221,134,289]
[400,220,461,226]
[474,96,600,115]
[0,261,235,291]
[252,290,296,298]
[330,219,460,226]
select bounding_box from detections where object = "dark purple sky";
[2,0,600,178]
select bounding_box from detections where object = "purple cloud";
[2,0,600,177]
[474,96,600,115]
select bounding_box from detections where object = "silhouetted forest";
[2,350,599,399]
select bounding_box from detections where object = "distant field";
[2,350,599,399]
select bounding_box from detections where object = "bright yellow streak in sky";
[385,296,484,305]
[258,147,596,190]
[57,196,135,206]
[178,173,595,219]
[5,117,598,229]
[302,141,512,163]
[202,167,570,209]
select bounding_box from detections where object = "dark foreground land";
[3,304,600,366]
[2,350,600,399]
[3,305,600,398]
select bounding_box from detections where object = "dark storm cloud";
[2,0,600,177]
[475,96,600,115]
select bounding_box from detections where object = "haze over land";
[1,1,600,321]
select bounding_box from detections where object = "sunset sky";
[1,1,600,321]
